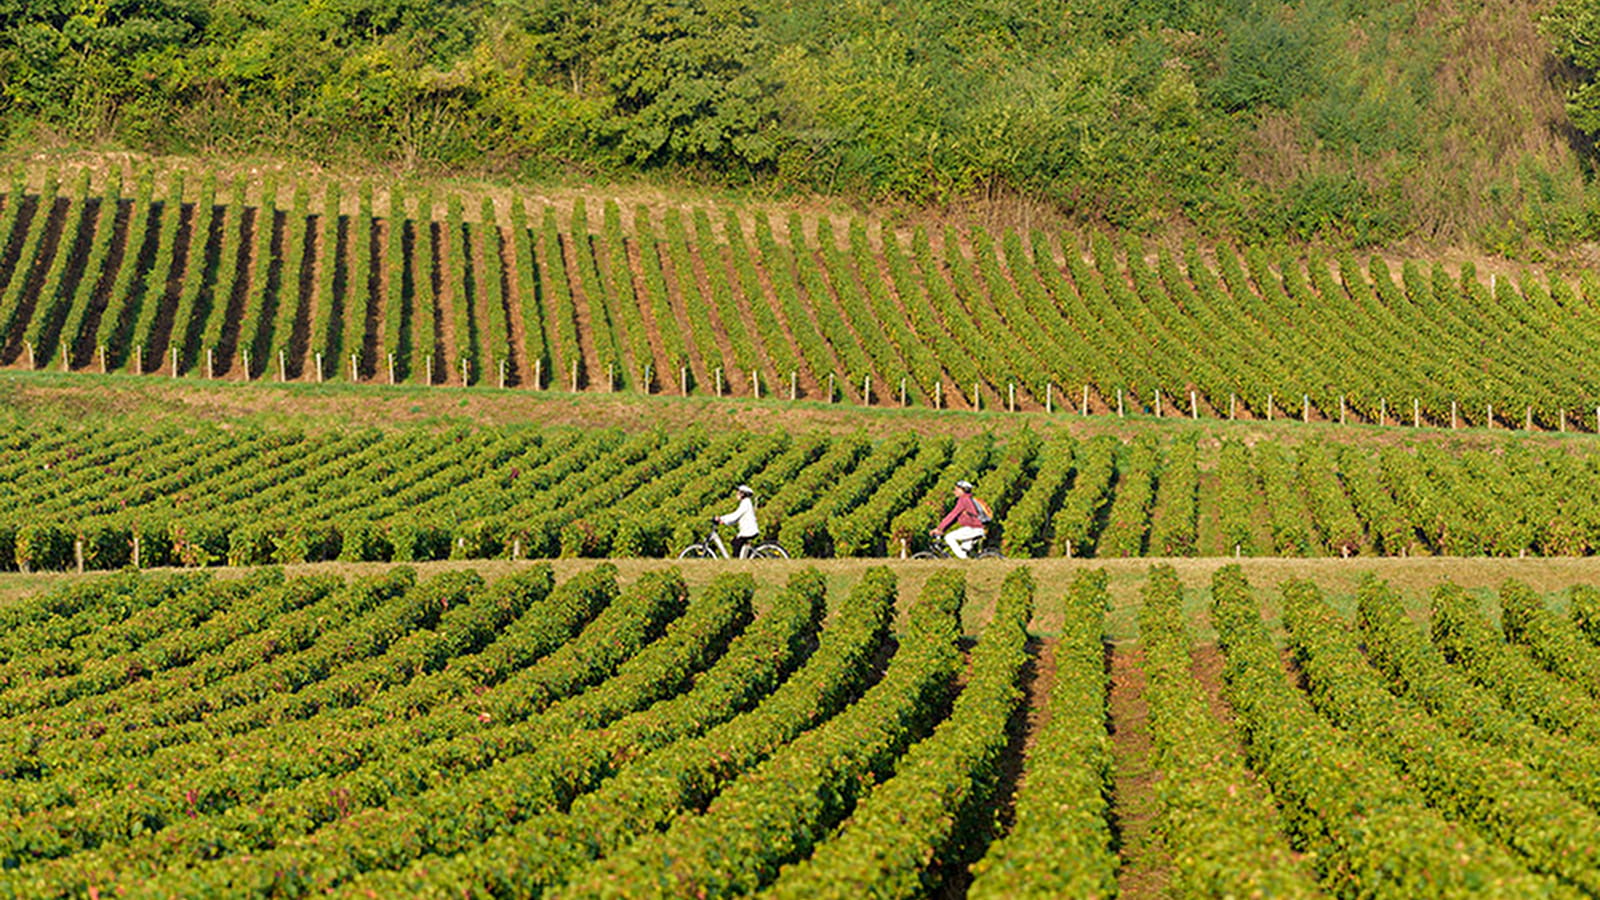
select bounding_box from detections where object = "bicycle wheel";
[677,544,716,560]
[751,543,790,559]
[909,550,943,560]
[975,548,1004,560]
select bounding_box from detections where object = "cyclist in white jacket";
[714,484,761,558]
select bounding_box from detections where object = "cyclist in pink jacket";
[932,480,986,559]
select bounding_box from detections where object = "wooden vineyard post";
[243,350,252,380]
[132,345,140,375]
[314,352,322,383]
[1155,389,1162,418]
[935,381,942,410]
[132,532,140,569]
[74,539,83,574]
[607,363,615,393]
[171,346,178,378]
[500,359,508,390]
[681,366,689,397]
[350,353,358,383]
[60,342,68,373]
[642,364,651,395]
[1063,539,1072,559]
[1117,388,1124,418]
[863,374,871,406]
[1302,394,1310,424]
[1486,403,1492,429]
[973,382,980,411]
[752,370,760,399]
[716,367,724,398]
[1526,406,1533,430]
[99,345,107,374]
[1379,397,1386,425]
[827,373,836,403]
[388,353,396,385]
[1451,401,1458,430]
[1045,383,1053,414]
[1190,390,1198,419]
[570,359,578,392]
[1340,395,1346,425]
[1081,385,1089,417]
[24,341,33,370]
[1007,382,1015,413]
[1229,393,1236,420]
[534,358,543,390]
[1266,393,1274,422]
[1413,399,1420,428]
[280,351,288,383]
[901,377,908,407]
[790,371,798,401]
[1561,409,1567,433]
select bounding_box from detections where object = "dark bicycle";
[677,524,790,559]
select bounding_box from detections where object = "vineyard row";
[5,562,1600,895]
[2,418,1600,571]
[3,168,1600,429]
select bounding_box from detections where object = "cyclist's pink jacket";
[937,494,984,532]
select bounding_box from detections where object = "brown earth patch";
[1108,641,1172,899]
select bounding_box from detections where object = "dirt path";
[1107,642,1171,899]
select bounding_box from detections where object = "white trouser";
[945,526,985,559]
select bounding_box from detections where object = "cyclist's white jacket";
[717,497,760,537]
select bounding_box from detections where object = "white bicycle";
[677,524,790,559]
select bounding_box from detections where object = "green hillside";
[5,0,1600,251]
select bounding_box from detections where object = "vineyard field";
[1,417,1600,571]
[2,167,1600,430]
[3,562,1600,897]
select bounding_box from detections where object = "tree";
[1543,0,1600,135]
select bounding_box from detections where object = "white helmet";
[737,484,754,495]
